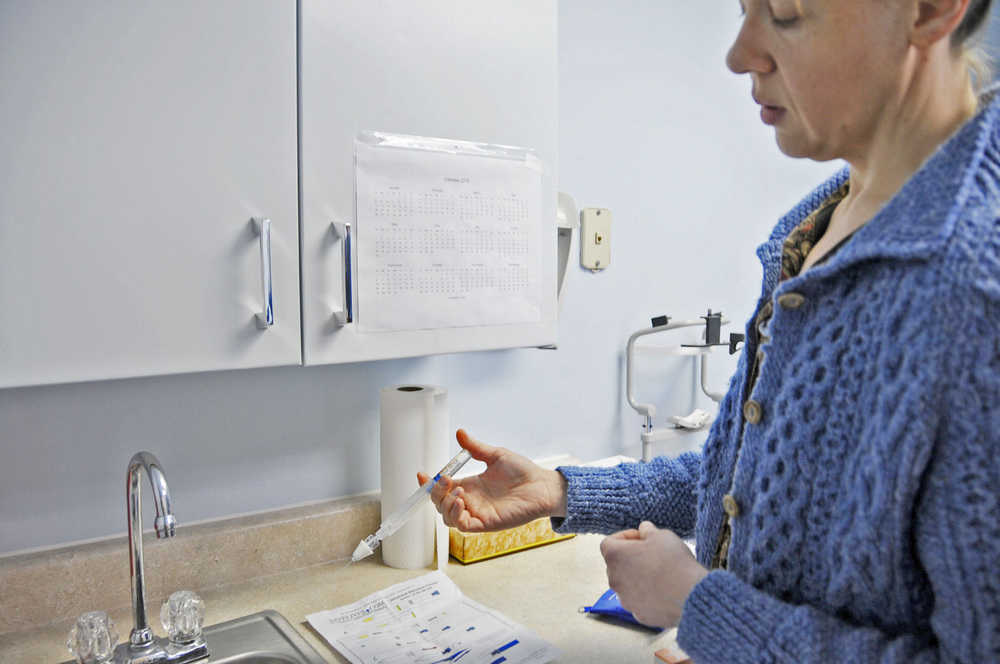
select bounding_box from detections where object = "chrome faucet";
[112,452,207,664]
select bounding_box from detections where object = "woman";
[419,0,1000,660]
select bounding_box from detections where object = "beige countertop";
[0,534,687,663]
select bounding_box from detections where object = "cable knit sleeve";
[550,452,701,537]
[675,296,1000,663]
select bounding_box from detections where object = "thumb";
[456,429,502,464]
[638,521,657,538]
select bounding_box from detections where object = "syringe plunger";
[351,449,472,563]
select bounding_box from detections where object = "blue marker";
[430,648,471,664]
[491,639,519,655]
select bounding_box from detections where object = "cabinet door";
[299,0,558,364]
[0,0,300,388]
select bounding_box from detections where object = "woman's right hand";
[417,429,567,533]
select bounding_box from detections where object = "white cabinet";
[0,1,301,387]
[0,1,558,387]
[298,0,558,364]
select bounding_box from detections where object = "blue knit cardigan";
[553,93,1000,662]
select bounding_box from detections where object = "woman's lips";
[760,104,786,125]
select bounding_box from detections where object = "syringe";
[351,448,472,563]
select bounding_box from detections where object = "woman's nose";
[726,20,775,75]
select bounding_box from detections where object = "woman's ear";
[910,0,972,49]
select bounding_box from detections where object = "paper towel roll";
[379,385,449,569]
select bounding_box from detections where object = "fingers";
[455,429,503,464]
[431,477,465,526]
[438,485,458,522]
[445,487,466,525]
[601,530,639,562]
[423,469,482,531]
[427,475,453,510]
[610,528,642,541]
[600,527,642,559]
[433,483,486,532]
[638,521,657,538]
[601,538,626,595]
[438,482,465,527]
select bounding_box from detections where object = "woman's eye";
[768,0,802,27]
[771,15,799,28]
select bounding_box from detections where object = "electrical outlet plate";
[580,207,611,271]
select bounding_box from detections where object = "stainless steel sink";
[201,610,327,663]
[59,609,326,664]
[60,457,328,664]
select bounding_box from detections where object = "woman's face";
[727,0,912,161]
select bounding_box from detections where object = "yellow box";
[448,517,575,564]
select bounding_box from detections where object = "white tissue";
[379,385,449,569]
[668,408,712,430]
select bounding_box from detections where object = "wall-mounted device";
[626,311,745,461]
[580,207,611,272]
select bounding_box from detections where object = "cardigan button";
[723,494,741,518]
[743,399,763,425]
[776,292,806,309]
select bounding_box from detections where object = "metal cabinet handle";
[252,217,274,329]
[332,221,353,326]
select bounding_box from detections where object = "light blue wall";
[0,3,835,555]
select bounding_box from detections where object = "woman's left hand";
[600,521,709,629]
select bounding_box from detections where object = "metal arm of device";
[626,317,708,431]
[627,313,739,460]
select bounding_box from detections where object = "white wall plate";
[580,207,611,271]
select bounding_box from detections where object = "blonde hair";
[963,45,993,90]
[955,0,994,90]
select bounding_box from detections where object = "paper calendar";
[355,132,544,332]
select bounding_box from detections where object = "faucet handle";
[160,590,205,644]
[66,610,118,664]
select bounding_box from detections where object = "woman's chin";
[774,133,837,162]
